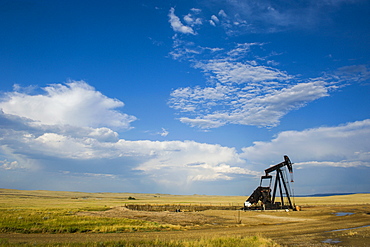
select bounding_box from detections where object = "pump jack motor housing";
[244,155,296,211]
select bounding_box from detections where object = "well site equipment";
[244,155,296,210]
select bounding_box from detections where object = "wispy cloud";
[334,65,370,83]
[168,7,196,35]
[158,128,169,137]
[204,0,366,33]
[183,11,202,26]
[0,160,22,170]
[167,7,370,130]
[194,60,292,84]
[168,41,343,129]
[171,81,328,129]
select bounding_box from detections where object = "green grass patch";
[78,206,111,211]
[0,208,178,234]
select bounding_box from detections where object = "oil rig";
[244,155,297,210]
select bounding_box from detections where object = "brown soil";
[77,206,223,226]
[1,204,370,246]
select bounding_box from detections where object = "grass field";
[0,188,369,246]
[0,236,279,247]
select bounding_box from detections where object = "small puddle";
[334,212,354,216]
[328,224,370,232]
[322,239,341,244]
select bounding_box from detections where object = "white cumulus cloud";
[0,107,256,193]
[241,119,370,168]
[0,80,136,130]
[1,103,370,194]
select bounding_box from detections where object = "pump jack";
[244,155,296,210]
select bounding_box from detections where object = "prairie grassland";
[2,189,370,207]
[0,188,247,208]
[0,188,248,235]
[294,193,370,206]
[0,207,177,234]
[0,188,186,234]
[0,189,370,246]
[0,235,279,247]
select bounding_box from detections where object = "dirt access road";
[1,204,370,246]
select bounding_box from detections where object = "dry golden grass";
[0,188,369,246]
[2,188,369,207]
[0,188,247,208]
[294,193,370,206]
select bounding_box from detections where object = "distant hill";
[296,192,369,197]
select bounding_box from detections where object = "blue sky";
[0,0,369,195]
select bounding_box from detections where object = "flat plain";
[0,188,369,246]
